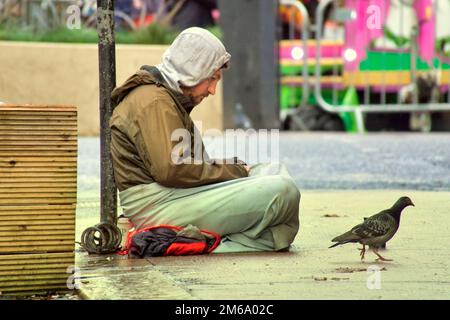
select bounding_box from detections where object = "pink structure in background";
[279,0,437,71]
[344,0,390,71]
[212,9,220,22]
[279,42,344,60]
[343,0,436,70]
[414,0,435,64]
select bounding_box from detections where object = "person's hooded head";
[157,27,231,106]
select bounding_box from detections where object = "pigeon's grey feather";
[331,213,396,245]
[329,196,414,257]
[354,212,396,239]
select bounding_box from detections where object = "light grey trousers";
[119,163,300,253]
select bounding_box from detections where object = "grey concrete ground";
[77,132,450,193]
[75,133,450,300]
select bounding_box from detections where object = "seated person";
[110,27,300,253]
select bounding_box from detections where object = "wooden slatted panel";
[0,252,74,293]
[0,225,75,232]
[0,105,77,295]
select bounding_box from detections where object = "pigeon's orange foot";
[375,257,393,262]
[373,249,393,262]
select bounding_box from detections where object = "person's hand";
[235,158,250,174]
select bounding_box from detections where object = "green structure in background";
[340,86,362,133]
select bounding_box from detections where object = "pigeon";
[329,196,414,261]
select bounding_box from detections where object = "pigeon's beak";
[410,201,415,207]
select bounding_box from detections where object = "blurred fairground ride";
[280,0,450,132]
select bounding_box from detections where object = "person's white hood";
[156,27,231,93]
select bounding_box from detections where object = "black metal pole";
[97,0,117,225]
[80,0,121,253]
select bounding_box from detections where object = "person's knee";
[280,176,300,203]
[287,179,301,205]
[269,176,300,207]
[278,177,300,235]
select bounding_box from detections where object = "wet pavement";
[74,133,450,300]
[76,190,450,300]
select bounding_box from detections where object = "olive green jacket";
[109,67,248,191]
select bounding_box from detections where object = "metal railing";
[280,0,310,107]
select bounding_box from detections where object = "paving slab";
[76,256,193,300]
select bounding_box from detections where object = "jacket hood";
[156,27,231,93]
[111,66,195,113]
[111,70,155,106]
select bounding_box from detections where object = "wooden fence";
[0,105,77,295]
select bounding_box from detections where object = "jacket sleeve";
[133,98,248,188]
